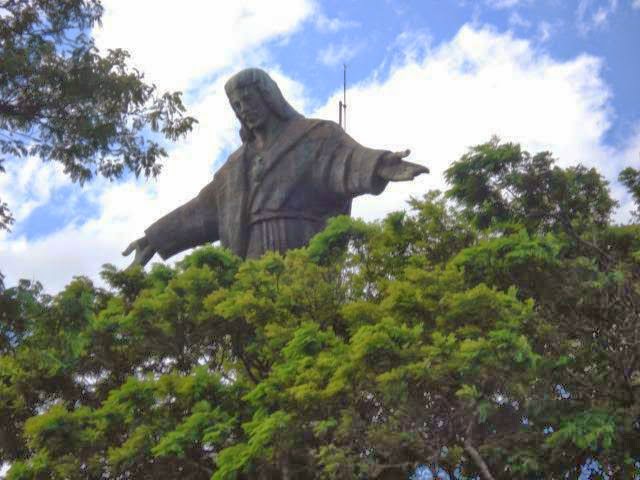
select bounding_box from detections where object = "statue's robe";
[145,117,391,260]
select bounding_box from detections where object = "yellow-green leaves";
[546,410,618,451]
[3,144,640,478]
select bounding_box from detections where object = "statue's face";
[228,86,270,131]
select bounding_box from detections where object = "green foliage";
[0,0,197,231]
[445,136,616,236]
[1,140,639,479]
[546,410,617,451]
[306,214,374,265]
[620,167,640,220]
[451,229,561,298]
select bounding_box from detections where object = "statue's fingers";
[398,149,411,159]
[390,163,416,181]
[124,252,142,269]
[140,245,156,267]
[404,166,429,181]
[122,241,137,256]
[398,162,429,180]
[401,161,428,175]
[415,164,430,175]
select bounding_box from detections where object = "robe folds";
[144,117,391,260]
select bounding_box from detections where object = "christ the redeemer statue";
[123,68,429,267]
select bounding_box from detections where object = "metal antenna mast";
[338,64,347,131]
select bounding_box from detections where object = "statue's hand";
[377,149,429,182]
[122,235,156,269]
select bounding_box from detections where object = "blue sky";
[248,0,640,145]
[1,0,639,292]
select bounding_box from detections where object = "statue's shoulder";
[213,145,245,182]
[298,117,343,139]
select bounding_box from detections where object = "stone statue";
[123,68,428,267]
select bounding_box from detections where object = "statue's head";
[225,68,301,143]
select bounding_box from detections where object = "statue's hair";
[224,68,302,143]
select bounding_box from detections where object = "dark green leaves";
[445,136,616,235]
[2,139,639,479]
[0,0,197,230]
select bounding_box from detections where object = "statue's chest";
[246,151,265,186]
[248,141,319,209]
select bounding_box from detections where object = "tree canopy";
[620,167,640,221]
[1,139,639,479]
[0,0,197,232]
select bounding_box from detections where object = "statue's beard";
[244,115,265,130]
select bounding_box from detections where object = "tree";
[0,0,197,232]
[1,139,638,479]
[620,167,640,220]
[445,139,640,477]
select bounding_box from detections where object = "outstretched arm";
[122,235,157,269]
[376,149,429,182]
[123,180,220,269]
[314,122,429,197]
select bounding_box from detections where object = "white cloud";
[633,0,640,9]
[485,0,528,9]
[317,41,364,67]
[380,30,433,73]
[536,20,554,41]
[314,13,359,33]
[93,0,315,92]
[2,23,638,293]
[508,11,532,29]
[0,157,69,224]
[576,0,618,34]
[312,25,636,223]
